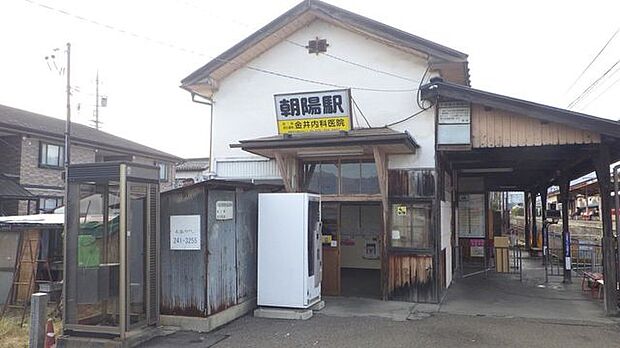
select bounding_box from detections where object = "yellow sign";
[396,205,407,216]
[278,116,350,134]
[274,89,352,135]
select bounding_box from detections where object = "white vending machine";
[257,193,322,309]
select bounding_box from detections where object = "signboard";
[437,101,471,145]
[470,239,485,257]
[458,194,485,238]
[170,215,201,250]
[396,205,407,216]
[438,101,471,123]
[216,201,234,220]
[274,89,352,134]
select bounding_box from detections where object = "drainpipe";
[191,93,215,178]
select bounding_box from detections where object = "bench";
[581,272,604,299]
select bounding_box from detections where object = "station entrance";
[321,203,382,299]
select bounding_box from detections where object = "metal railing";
[455,244,522,281]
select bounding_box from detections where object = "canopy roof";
[0,175,33,200]
[231,127,418,158]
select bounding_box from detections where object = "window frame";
[301,158,379,196]
[38,196,64,213]
[38,142,64,169]
[158,163,169,182]
[388,199,434,252]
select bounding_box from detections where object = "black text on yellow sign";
[278,116,350,134]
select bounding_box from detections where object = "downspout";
[191,93,215,178]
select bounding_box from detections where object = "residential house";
[0,104,181,215]
[174,157,210,186]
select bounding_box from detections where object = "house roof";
[0,175,33,200]
[420,80,620,138]
[0,213,64,229]
[181,0,469,94]
[176,157,210,172]
[231,127,418,158]
[0,104,181,162]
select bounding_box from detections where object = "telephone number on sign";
[172,237,198,245]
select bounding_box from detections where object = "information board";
[437,101,471,145]
[216,201,234,220]
[458,194,485,238]
[170,215,201,250]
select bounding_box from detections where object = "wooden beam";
[320,194,382,202]
[559,180,573,284]
[274,153,293,193]
[594,144,618,315]
[373,146,389,300]
[524,192,531,251]
[531,192,537,252]
[538,187,548,249]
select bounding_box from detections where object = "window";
[158,163,168,181]
[388,169,435,197]
[39,142,64,168]
[303,160,379,195]
[390,203,432,249]
[39,197,63,213]
[304,161,338,194]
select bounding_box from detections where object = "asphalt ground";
[143,312,620,348]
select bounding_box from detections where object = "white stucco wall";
[210,19,436,177]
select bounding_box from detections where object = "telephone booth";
[63,162,160,342]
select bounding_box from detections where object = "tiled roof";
[0,104,181,162]
[176,157,210,172]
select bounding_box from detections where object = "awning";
[231,127,418,158]
[0,175,33,200]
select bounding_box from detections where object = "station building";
[181,0,620,311]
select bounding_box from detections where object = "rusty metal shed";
[159,180,280,330]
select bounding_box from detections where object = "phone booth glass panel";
[63,162,159,339]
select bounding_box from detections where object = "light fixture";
[460,167,514,174]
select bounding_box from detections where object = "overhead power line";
[23,0,418,93]
[567,57,620,109]
[351,97,372,127]
[566,26,620,93]
[580,75,620,110]
[180,0,422,84]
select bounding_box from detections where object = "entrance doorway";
[321,203,382,299]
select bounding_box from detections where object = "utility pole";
[94,71,100,130]
[65,42,71,169]
[91,71,107,130]
[61,41,71,329]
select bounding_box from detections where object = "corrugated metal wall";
[235,190,258,302]
[160,185,208,316]
[206,190,237,315]
[160,183,261,318]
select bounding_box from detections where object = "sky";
[0,0,619,159]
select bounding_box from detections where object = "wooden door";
[321,203,340,296]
